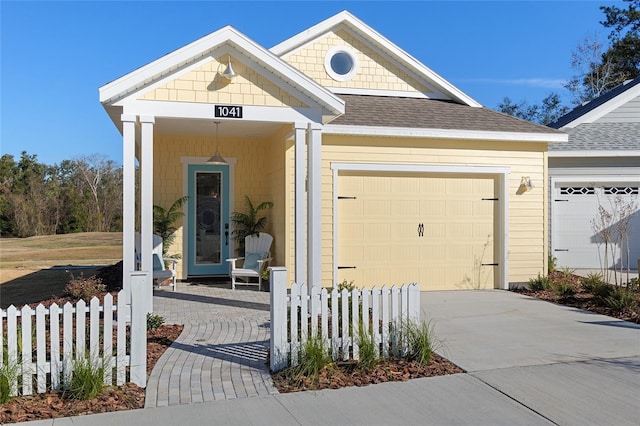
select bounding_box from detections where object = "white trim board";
[328,87,448,100]
[324,124,567,143]
[331,162,510,290]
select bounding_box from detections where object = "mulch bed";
[512,272,640,324]
[272,353,464,393]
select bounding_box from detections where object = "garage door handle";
[338,266,357,270]
[554,249,569,252]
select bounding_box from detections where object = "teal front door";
[187,164,230,276]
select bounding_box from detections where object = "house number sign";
[214,105,243,118]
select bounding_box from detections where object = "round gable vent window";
[325,46,358,81]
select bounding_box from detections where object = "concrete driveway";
[422,290,640,426]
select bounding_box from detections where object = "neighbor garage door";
[337,172,498,291]
[553,183,640,269]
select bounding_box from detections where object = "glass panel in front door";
[195,172,222,265]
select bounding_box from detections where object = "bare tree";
[74,155,123,232]
[591,189,639,286]
[565,35,624,106]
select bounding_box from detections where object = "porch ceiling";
[155,117,285,138]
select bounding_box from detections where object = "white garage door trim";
[331,163,510,289]
[551,175,640,269]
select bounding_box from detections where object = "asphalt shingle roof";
[332,94,563,134]
[548,122,640,151]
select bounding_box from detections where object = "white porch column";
[140,116,155,314]
[294,122,307,285]
[121,114,137,304]
[307,123,323,292]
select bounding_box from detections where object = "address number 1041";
[214,105,243,118]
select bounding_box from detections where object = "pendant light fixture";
[207,121,227,164]
[221,55,237,81]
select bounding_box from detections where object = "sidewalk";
[15,289,640,426]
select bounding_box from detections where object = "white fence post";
[270,267,288,372]
[35,304,46,393]
[49,303,61,390]
[21,305,33,395]
[409,284,420,323]
[129,272,148,388]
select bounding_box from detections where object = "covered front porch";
[99,25,344,309]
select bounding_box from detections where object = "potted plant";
[153,196,188,258]
[230,196,273,256]
[260,268,270,292]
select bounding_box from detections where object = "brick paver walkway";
[144,282,278,407]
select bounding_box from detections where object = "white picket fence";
[270,267,420,372]
[0,273,148,397]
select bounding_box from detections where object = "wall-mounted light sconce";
[520,176,534,191]
[219,55,237,81]
[207,121,227,164]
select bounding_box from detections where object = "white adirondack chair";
[134,233,178,291]
[227,232,273,291]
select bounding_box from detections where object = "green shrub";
[65,273,106,301]
[336,279,356,292]
[581,273,604,292]
[605,288,638,313]
[401,319,440,365]
[548,255,557,273]
[356,324,378,372]
[627,277,639,293]
[581,273,612,300]
[550,280,576,300]
[146,313,165,331]
[66,356,105,400]
[292,332,332,381]
[559,266,576,278]
[528,274,552,291]
[0,361,19,404]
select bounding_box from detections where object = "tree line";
[499,0,639,124]
[0,152,123,237]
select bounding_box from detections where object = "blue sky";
[1,1,616,166]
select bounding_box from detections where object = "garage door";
[337,172,498,291]
[553,184,640,269]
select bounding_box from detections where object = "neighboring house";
[99,11,566,299]
[548,77,640,271]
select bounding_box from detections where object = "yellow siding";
[139,55,308,108]
[153,131,287,278]
[284,135,547,287]
[282,30,433,94]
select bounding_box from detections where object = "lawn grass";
[0,232,122,308]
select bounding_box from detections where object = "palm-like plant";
[231,196,273,256]
[153,196,188,256]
